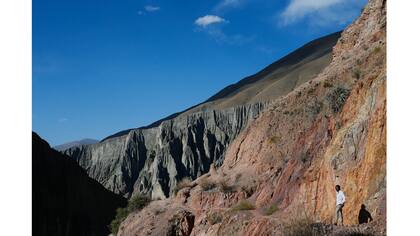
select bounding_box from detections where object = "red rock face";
[117,0,386,235]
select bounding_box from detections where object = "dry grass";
[263,204,279,216]
[231,200,255,211]
[268,136,280,144]
[217,179,235,193]
[282,216,314,236]
[353,68,361,80]
[323,81,333,88]
[207,211,223,225]
[174,177,192,195]
[199,177,216,191]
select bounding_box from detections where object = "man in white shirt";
[335,184,346,225]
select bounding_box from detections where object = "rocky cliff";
[64,32,341,199]
[32,132,127,236]
[117,0,386,235]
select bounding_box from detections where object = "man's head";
[335,185,341,192]
[361,204,366,209]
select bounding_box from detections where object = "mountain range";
[54,138,99,151]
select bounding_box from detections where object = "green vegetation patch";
[327,87,351,113]
[231,200,255,211]
[263,204,279,216]
[108,195,150,235]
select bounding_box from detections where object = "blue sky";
[33,0,367,146]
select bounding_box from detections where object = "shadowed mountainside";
[32,132,126,236]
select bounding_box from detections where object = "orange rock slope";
[117,0,386,235]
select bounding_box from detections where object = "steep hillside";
[64,32,341,199]
[117,0,386,235]
[32,132,126,236]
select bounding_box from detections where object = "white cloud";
[145,5,160,12]
[195,15,227,27]
[279,0,365,26]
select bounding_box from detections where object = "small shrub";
[127,195,150,212]
[240,181,257,196]
[199,178,216,191]
[263,204,279,216]
[340,228,375,236]
[235,173,242,181]
[109,207,129,235]
[174,177,192,195]
[282,217,314,236]
[268,136,280,144]
[308,87,316,94]
[207,212,223,225]
[299,153,310,164]
[109,195,150,235]
[323,82,333,88]
[373,46,381,54]
[353,69,361,80]
[217,179,235,193]
[335,121,342,130]
[327,87,351,113]
[231,200,255,211]
[307,101,322,116]
[153,208,165,215]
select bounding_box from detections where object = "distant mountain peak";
[54,138,98,151]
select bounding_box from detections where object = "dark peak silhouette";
[32,132,126,236]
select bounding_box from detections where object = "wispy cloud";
[138,5,160,15]
[279,0,365,26]
[195,15,227,27]
[145,5,160,12]
[215,0,243,11]
[58,118,68,123]
[203,28,254,45]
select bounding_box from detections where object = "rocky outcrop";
[64,32,341,199]
[117,0,386,235]
[64,103,268,199]
[32,132,126,236]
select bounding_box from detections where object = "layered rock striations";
[32,132,126,236]
[64,32,341,199]
[117,0,386,235]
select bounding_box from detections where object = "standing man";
[335,185,346,225]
